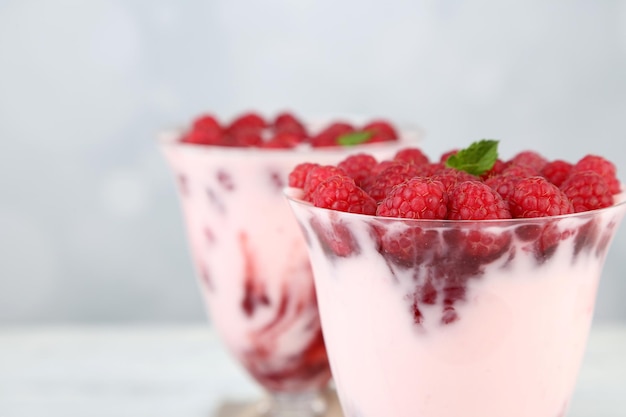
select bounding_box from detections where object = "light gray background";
[1,0,625,323]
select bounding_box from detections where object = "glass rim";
[283,186,626,226]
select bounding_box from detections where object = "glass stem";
[257,390,327,417]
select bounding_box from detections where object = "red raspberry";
[572,155,621,194]
[447,181,512,220]
[182,114,225,145]
[338,153,378,187]
[535,223,565,262]
[379,226,441,267]
[480,159,507,179]
[364,162,421,203]
[501,164,540,178]
[465,229,511,259]
[362,120,398,141]
[310,216,359,258]
[541,160,573,187]
[310,122,355,147]
[361,160,404,191]
[510,150,548,171]
[508,177,574,218]
[444,226,512,261]
[311,176,377,215]
[303,165,347,201]
[417,162,445,177]
[370,160,401,176]
[394,148,429,166]
[225,112,266,147]
[574,219,600,255]
[432,168,479,194]
[485,174,523,203]
[560,171,613,213]
[192,114,221,132]
[227,112,266,133]
[231,130,263,147]
[289,163,319,188]
[261,132,301,148]
[273,112,307,138]
[439,149,459,164]
[377,178,448,219]
[181,128,224,145]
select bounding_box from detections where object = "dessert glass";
[286,187,626,417]
[159,124,417,416]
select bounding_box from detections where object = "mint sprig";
[337,131,373,146]
[445,139,499,176]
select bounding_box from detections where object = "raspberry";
[362,120,398,140]
[310,122,355,147]
[574,219,600,255]
[485,174,523,203]
[510,150,548,171]
[302,165,347,201]
[289,163,319,188]
[417,162,445,177]
[447,181,512,220]
[394,148,429,166]
[462,228,512,260]
[361,160,404,191]
[370,160,401,176]
[379,226,441,267]
[184,114,224,145]
[560,171,613,213]
[310,216,359,258]
[364,162,420,203]
[501,164,540,178]
[439,149,458,164]
[181,128,224,145]
[529,222,574,263]
[273,112,307,138]
[192,114,221,132]
[338,153,378,187]
[508,177,573,218]
[223,112,266,147]
[443,226,512,262]
[261,132,301,148]
[572,155,621,194]
[541,160,573,187]
[377,178,448,219]
[481,159,507,179]
[231,130,263,147]
[312,176,377,215]
[227,112,266,134]
[432,168,479,194]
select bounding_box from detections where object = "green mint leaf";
[445,139,499,176]
[337,130,373,146]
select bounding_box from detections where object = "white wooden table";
[0,324,624,417]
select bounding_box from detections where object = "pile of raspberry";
[289,147,620,220]
[180,111,400,148]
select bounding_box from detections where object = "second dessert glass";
[286,187,626,417]
[160,122,416,416]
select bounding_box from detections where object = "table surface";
[1,324,624,417]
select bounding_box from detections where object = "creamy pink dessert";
[287,196,625,417]
[159,112,418,399]
[285,141,625,417]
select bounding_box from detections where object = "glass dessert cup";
[286,188,626,417]
[159,129,414,416]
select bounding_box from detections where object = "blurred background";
[1,0,625,324]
